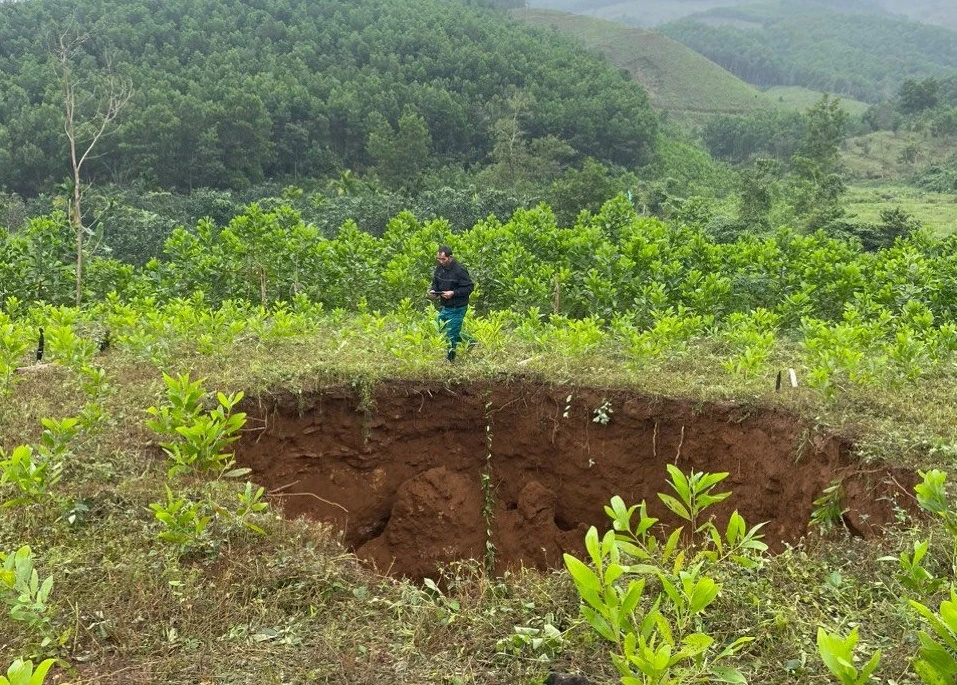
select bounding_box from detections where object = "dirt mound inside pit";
[235,382,918,579]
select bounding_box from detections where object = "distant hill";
[659,2,957,102]
[527,0,752,27]
[512,8,771,115]
[868,0,957,31]
[529,0,957,31]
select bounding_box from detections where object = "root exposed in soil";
[235,381,916,579]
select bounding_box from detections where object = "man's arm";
[453,263,474,298]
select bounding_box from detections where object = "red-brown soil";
[235,381,917,579]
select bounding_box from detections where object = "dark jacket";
[431,259,474,308]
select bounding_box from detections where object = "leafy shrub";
[0,658,56,685]
[0,546,56,639]
[562,468,765,684]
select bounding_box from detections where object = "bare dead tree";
[53,28,132,306]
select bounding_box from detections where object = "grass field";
[762,86,871,117]
[513,8,773,114]
[843,130,957,182]
[4,305,957,683]
[846,182,957,235]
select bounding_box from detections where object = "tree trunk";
[55,29,132,308]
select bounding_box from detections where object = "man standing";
[428,245,475,361]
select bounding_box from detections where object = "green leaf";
[564,554,601,594]
[30,659,56,685]
[662,528,683,562]
[658,493,691,521]
[222,467,252,479]
[697,491,732,509]
[614,539,651,560]
[620,579,645,618]
[243,522,267,535]
[914,658,952,685]
[584,526,602,568]
[581,605,617,643]
[710,665,748,684]
[680,632,714,657]
[604,563,624,586]
[657,572,680,610]
[859,649,881,681]
[688,577,721,614]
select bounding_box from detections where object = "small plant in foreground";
[149,485,211,548]
[0,546,57,641]
[0,659,56,685]
[563,468,763,684]
[564,526,751,684]
[232,482,269,535]
[817,626,881,685]
[148,374,247,477]
[909,589,957,684]
[145,373,205,435]
[162,392,246,476]
[914,469,957,572]
[36,417,80,460]
[809,481,848,534]
[79,365,109,399]
[658,464,731,542]
[76,366,110,432]
[0,446,61,507]
[878,538,947,596]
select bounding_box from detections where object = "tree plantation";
[0,0,657,195]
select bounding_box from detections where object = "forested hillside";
[860,0,957,31]
[0,0,658,195]
[660,2,957,102]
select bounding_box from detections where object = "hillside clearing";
[513,8,772,114]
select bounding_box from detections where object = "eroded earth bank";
[235,382,916,579]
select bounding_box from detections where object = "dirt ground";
[235,381,917,579]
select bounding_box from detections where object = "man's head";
[436,245,453,266]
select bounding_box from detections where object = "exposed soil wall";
[235,381,917,579]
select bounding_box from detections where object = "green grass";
[844,130,957,182]
[762,86,871,116]
[513,8,773,114]
[3,319,957,682]
[6,298,957,683]
[512,9,874,121]
[845,182,957,235]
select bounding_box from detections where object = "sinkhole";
[234,381,917,579]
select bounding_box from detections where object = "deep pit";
[235,382,917,579]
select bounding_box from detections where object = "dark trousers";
[437,305,474,360]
